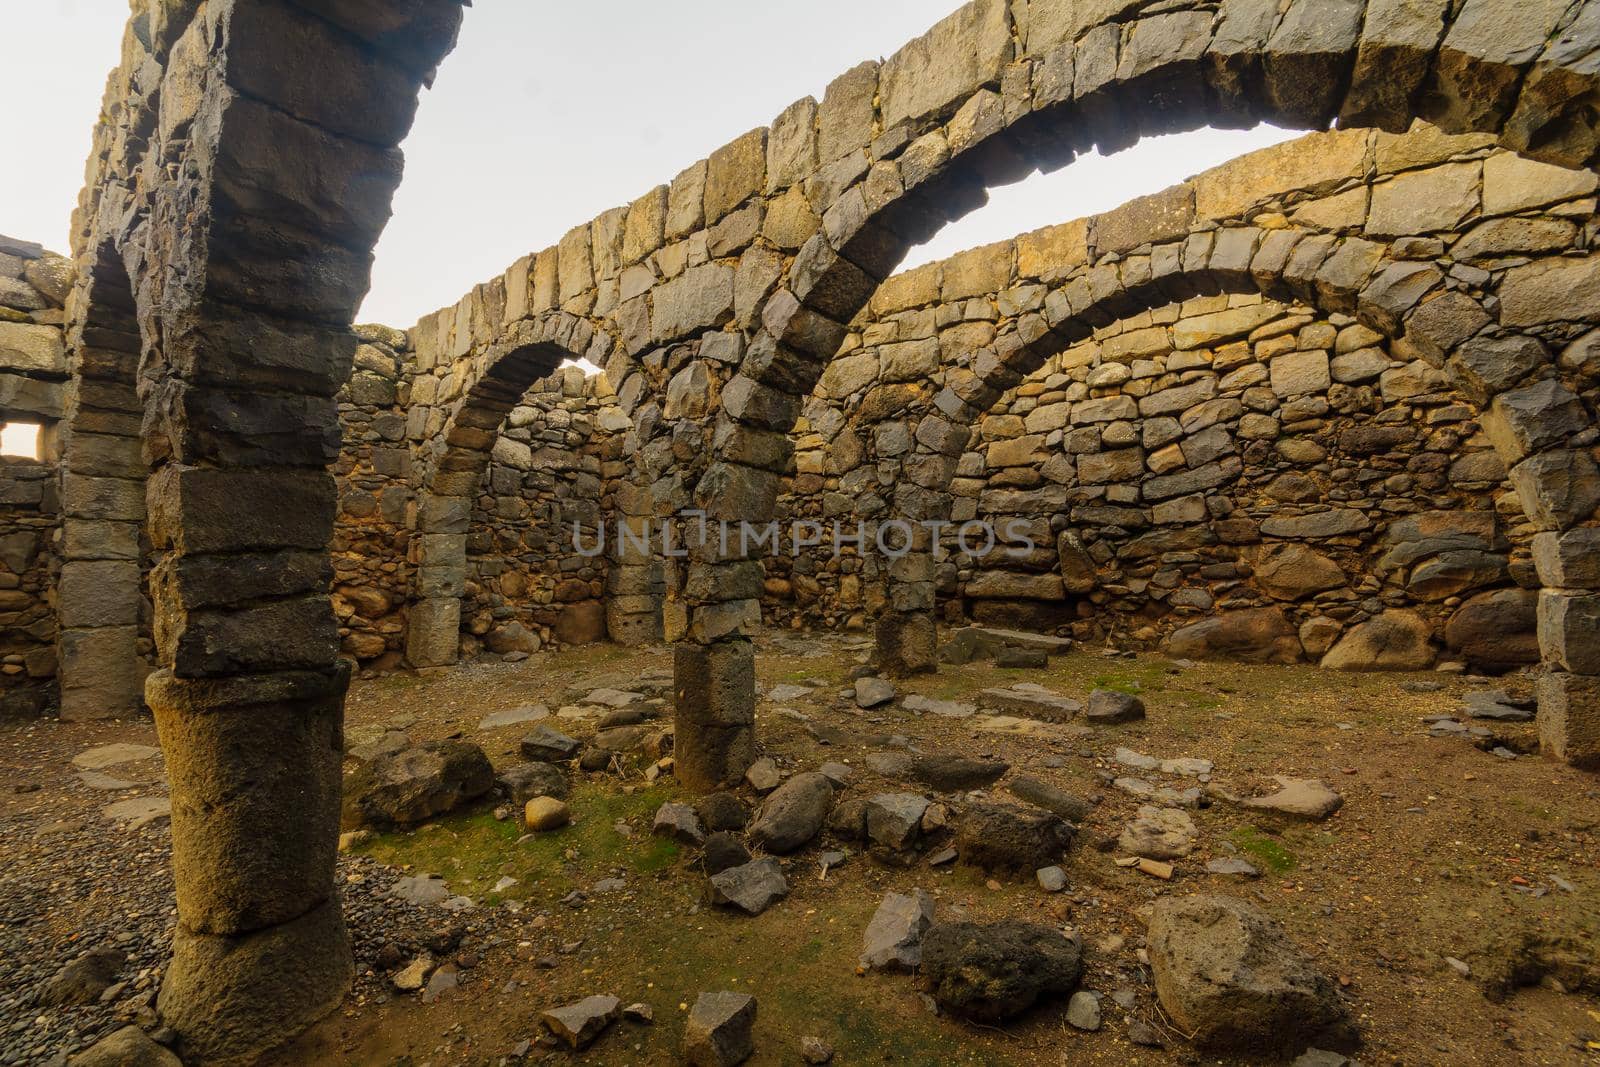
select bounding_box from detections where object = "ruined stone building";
[3,0,1600,1060]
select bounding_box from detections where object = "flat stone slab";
[391,874,452,906]
[101,796,170,829]
[941,626,1074,665]
[478,704,549,730]
[76,771,139,791]
[72,743,161,771]
[1238,777,1344,820]
[976,687,1083,722]
[583,688,643,707]
[974,715,1092,739]
[765,684,814,703]
[903,694,978,718]
[1462,690,1535,722]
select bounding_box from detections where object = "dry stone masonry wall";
[0,236,75,719]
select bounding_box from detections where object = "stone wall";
[459,366,630,659]
[0,236,73,716]
[771,289,1542,672]
[329,341,633,669]
[331,323,419,669]
[755,126,1599,675]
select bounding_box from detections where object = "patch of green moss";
[354,782,680,904]
[1230,825,1297,874]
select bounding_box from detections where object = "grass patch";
[1230,825,1297,875]
[355,781,680,904]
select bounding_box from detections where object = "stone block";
[406,597,460,667]
[1500,256,1600,327]
[1509,450,1600,531]
[1537,671,1600,769]
[1533,528,1600,589]
[1481,379,1588,463]
[651,263,735,343]
[0,321,65,374]
[705,128,767,223]
[1539,590,1600,674]
[879,0,1012,129]
[57,559,141,629]
[1092,183,1194,255]
[57,625,143,721]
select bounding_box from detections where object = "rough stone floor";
[3,631,1598,1065]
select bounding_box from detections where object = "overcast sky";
[3,1,1295,330]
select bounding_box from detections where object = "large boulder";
[1164,607,1302,664]
[920,921,1082,1021]
[1319,610,1434,671]
[1445,588,1539,671]
[342,741,494,829]
[953,803,1073,873]
[746,771,834,854]
[1148,895,1345,1053]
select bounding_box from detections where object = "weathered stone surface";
[1255,544,1345,600]
[1320,610,1434,671]
[1118,805,1197,859]
[540,995,621,1050]
[747,772,834,854]
[860,888,936,972]
[66,1026,181,1067]
[1165,608,1301,664]
[1445,589,1539,671]
[1005,776,1091,823]
[341,741,494,829]
[684,991,757,1067]
[499,764,576,806]
[1238,777,1344,820]
[1148,895,1344,1052]
[708,858,789,915]
[920,921,1082,1022]
[954,802,1073,872]
[1086,689,1145,724]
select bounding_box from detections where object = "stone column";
[407,492,469,666]
[1534,527,1600,768]
[877,538,940,676]
[123,1,467,1059]
[57,250,146,720]
[668,440,777,790]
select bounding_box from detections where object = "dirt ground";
[5,630,1599,1065]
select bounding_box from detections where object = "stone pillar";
[57,251,146,720]
[144,460,351,1065]
[669,451,774,790]
[673,638,757,789]
[1534,528,1600,768]
[406,491,469,666]
[147,665,351,1060]
[877,541,939,677]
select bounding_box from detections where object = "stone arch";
[56,237,147,721]
[671,0,1600,788]
[868,219,1600,764]
[67,2,467,1061]
[407,312,604,666]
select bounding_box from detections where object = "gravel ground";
[0,722,519,1065]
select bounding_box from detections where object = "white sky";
[1,1,1297,331]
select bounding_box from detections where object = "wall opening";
[0,421,42,460]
